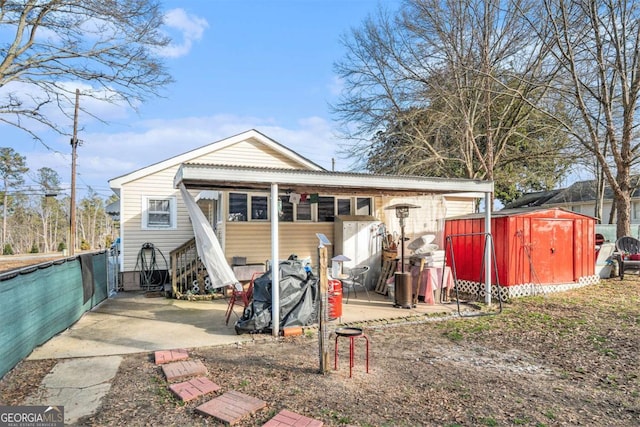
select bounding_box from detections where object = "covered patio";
[173,163,494,336]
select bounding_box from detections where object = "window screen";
[279,196,293,221]
[297,200,312,221]
[229,193,247,221]
[318,196,335,222]
[251,195,268,220]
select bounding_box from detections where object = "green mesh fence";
[0,252,108,379]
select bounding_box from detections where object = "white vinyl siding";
[225,222,335,265]
[118,139,322,272]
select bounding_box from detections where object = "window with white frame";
[317,196,335,222]
[633,201,640,220]
[296,199,312,221]
[251,195,268,220]
[356,197,371,215]
[142,196,176,229]
[337,198,351,216]
[226,192,373,222]
[228,192,270,221]
[278,196,294,222]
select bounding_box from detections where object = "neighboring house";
[109,129,493,292]
[503,178,640,225]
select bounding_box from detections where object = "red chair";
[224,271,260,325]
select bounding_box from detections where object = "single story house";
[109,129,494,294]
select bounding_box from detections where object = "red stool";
[334,327,369,378]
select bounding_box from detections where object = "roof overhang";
[174,163,493,196]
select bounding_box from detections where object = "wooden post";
[318,244,329,373]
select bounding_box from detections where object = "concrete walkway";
[23,290,464,425]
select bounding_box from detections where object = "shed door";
[531,219,574,283]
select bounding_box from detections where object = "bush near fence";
[0,251,108,379]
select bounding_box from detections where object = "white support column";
[271,183,280,337]
[485,192,492,305]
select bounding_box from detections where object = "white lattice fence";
[454,275,600,301]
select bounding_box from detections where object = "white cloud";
[11,113,354,198]
[159,9,209,58]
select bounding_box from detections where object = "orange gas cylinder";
[328,279,342,319]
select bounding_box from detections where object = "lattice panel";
[453,275,600,301]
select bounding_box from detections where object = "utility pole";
[69,89,79,256]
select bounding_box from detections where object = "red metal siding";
[445,209,595,287]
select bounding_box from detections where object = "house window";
[279,196,294,222]
[142,196,176,229]
[226,193,374,222]
[228,193,247,221]
[633,202,640,220]
[318,196,335,222]
[251,195,268,220]
[228,193,270,221]
[337,198,351,216]
[357,198,372,215]
[296,200,312,221]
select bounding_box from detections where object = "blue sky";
[4,0,397,198]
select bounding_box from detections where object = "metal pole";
[484,192,492,305]
[69,89,79,256]
[270,183,280,337]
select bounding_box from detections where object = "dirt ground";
[1,277,639,426]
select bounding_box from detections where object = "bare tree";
[332,0,570,207]
[536,0,640,237]
[0,0,172,141]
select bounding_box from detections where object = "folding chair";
[224,271,260,325]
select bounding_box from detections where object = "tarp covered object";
[235,261,318,334]
[179,182,241,290]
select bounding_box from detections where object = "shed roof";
[446,207,596,221]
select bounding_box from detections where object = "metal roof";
[173,163,494,196]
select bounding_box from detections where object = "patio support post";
[485,192,492,305]
[271,183,280,337]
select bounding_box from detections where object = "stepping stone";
[155,348,189,365]
[161,359,207,382]
[195,390,266,425]
[263,409,324,426]
[169,377,221,402]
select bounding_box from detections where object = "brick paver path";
[154,349,189,365]
[161,359,207,382]
[169,377,221,402]
[262,409,324,426]
[195,390,266,425]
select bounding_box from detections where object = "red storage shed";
[444,208,598,299]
